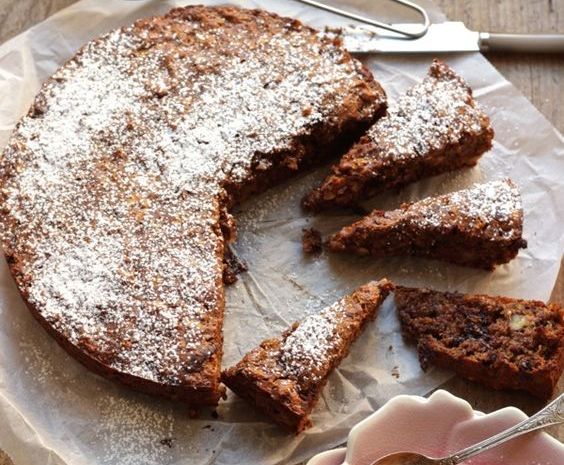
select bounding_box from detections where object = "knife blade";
[327,22,564,54]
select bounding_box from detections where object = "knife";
[324,22,564,54]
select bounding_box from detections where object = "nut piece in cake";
[396,286,564,399]
[303,59,494,211]
[221,279,394,432]
[327,178,526,270]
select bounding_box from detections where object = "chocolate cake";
[303,60,494,211]
[0,6,386,406]
[396,286,564,399]
[327,179,527,270]
[222,279,393,431]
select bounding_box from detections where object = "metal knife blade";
[328,22,481,53]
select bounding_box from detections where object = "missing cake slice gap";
[396,286,564,399]
[303,59,494,211]
[327,178,527,270]
[221,279,394,432]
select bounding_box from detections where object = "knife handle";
[479,32,564,54]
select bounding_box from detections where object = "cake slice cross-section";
[327,178,527,270]
[222,279,393,431]
[303,59,494,211]
[396,286,564,399]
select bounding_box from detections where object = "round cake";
[0,6,386,405]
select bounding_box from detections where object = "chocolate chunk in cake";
[302,228,323,255]
[0,6,387,406]
[303,59,494,211]
[396,286,564,399]
[222,279,394,431]
[327,179,526,270]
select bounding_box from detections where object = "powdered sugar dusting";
[279,299,345,381]
[33,240,122,327]
[0,7,373,388]
[413,178,523,239]
[368,61,486,161]
[95,395,176,465]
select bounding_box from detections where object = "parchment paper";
[0,1,563,465]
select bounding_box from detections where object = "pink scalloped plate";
[307,390,564,465]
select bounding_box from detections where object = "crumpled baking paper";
[0,1,563,464]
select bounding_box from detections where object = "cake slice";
[396,286,564,399]
[303,59,494,211]
[327,179,527,270]
[222,279,393,431]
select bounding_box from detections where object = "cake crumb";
[302,228,322,254]
[160,438,175,448]
[223,247,248,285]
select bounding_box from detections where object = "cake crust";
[303,59,493,211]
[327,179,527,270]
[0,6,386,405]
[222,279,394,431]
[396,286,564,399]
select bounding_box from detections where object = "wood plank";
[436,0,564,133]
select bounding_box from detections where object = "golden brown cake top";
[0,6,383,388]
[365,59,490,163]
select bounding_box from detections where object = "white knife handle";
[479,32,564,53]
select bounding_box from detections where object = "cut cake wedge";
[327,178,527,270]
[222,279,393,431]
[396,286,564,399]
[303,59,494,211]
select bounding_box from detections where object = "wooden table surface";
[0,1,562,464]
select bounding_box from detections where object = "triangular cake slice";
[303,59,494,211]
[327,179,527,270]
[222,279,393,431]
[396,286,564,399]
